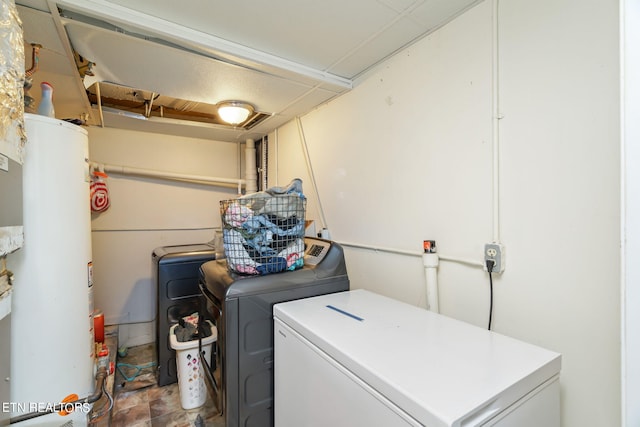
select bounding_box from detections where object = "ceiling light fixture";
[217,101,254,125]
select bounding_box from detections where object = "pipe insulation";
[245,138,258,194]
[95,162,245,191]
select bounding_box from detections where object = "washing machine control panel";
[304,237,332,266]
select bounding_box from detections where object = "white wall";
[271,1,621,426]
[88,126,241,345]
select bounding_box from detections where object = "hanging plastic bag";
[90,165,110,212]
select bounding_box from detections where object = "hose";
[88,377,114,424]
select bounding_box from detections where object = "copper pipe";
[25,43,42,78]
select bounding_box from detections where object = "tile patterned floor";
[109,343,223,427]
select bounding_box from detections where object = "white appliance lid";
[274,289,561,427]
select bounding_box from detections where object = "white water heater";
[11,114,94,423]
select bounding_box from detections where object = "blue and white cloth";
[221,179,306,275]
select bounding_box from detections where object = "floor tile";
[114,387,149,410]
[147,383,179,402]
[150,410,192,427]
[149,393,183,418]
[111,404,151,427]
[110,343,224,426]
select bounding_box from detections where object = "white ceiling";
[16,0,480,142]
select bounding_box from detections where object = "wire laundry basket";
[220,193,306,275]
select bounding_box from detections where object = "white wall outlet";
[484,243,505,274]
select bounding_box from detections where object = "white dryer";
[274,290,561,427]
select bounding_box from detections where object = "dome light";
[217,101,254,125]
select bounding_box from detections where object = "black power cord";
[486,259,495,330]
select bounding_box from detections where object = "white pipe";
[95,162,245,188]
[338,241,420,257]
[237,141,242,190]
[491,0,502,243]
[261,136,268,190]
[338,240,485,313]
[439,254,485,268]
[422,253,439,313]
[296,117,328,230]
[245,138,258,194]
[274,128,279,186]
[338,241,485,268]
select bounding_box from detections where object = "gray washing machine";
[198,237,349,427]
[153,243,216,386]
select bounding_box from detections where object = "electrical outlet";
[484,243,505,274]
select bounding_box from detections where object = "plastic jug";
[37,81,55,118]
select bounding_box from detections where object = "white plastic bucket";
[169,320,217,410]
